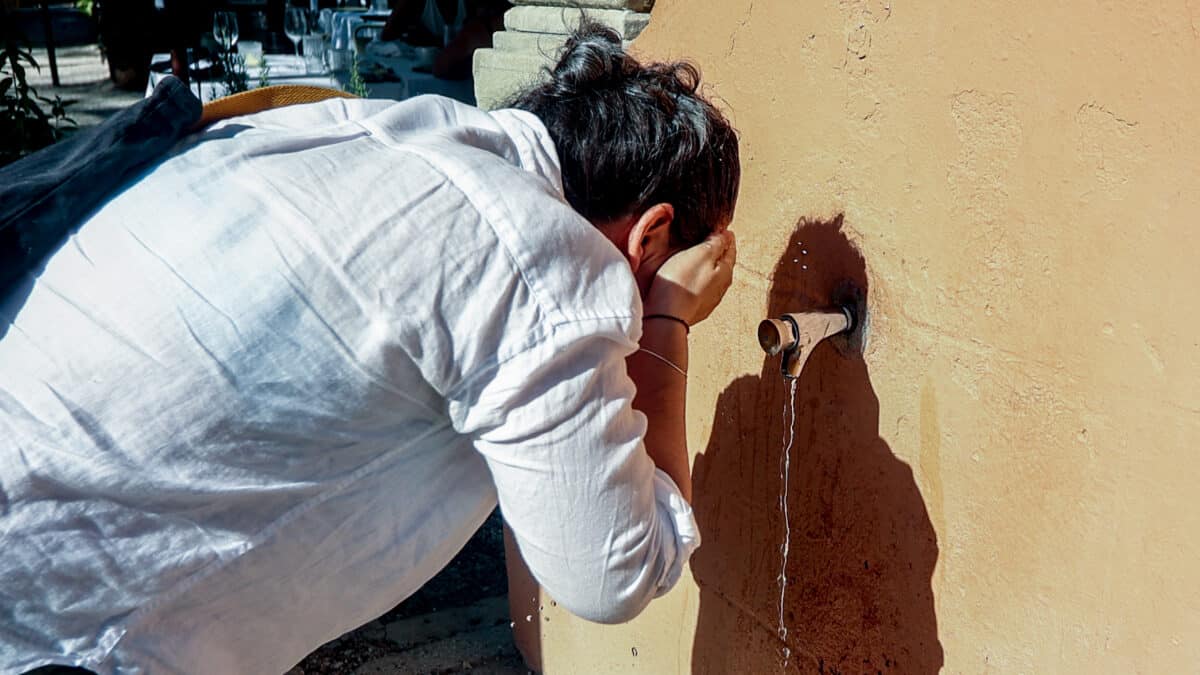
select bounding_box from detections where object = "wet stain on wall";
[690,217,943,673]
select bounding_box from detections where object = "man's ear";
[625,203,675,273]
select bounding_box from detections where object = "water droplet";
[792,258,798,263]
[782,647,792,659]
[525,615,532,622]
[631,647,638,657]
[801,249,808,255]
[801,265,808,270]
[509,622,515,628]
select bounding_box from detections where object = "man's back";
[0,95,663,673]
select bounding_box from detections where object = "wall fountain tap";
[758,307,856,379]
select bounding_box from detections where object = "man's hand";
[644,230,737,326]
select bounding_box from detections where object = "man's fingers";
[710,231,736,273]
[701,231,726,255]
[698,230,734,265]
[720,231,737,266]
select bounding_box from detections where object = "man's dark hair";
[509,20,740,248]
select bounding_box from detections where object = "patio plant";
[347,51,369,98]
[210,51,250,99]
[1,6,76,168]
[258,60,271,89]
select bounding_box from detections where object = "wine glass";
[284,8,309,59]
[213,11,239,53]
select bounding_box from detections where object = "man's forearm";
[626,318,691,501]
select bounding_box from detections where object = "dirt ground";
[291,511,529,675]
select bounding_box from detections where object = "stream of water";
[778,378,798,669]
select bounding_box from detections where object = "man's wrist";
[638,316,689,371]
[629,309,691,503]
[643,292,695,325]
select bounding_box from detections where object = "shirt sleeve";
[447,326,700,624]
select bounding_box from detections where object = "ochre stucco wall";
[513,1,1200,672]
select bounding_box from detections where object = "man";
[0,22,739,673]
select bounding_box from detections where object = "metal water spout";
[758,307,856,379]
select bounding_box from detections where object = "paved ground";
[24,45,531,675]
[23,45,142,131]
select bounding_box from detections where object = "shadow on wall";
[690,216,943,674]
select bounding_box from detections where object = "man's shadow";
[691,216,943,673]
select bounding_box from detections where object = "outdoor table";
[146,52,473,105]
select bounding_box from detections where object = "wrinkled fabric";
[0,95,699,674]
[0,76,201,300]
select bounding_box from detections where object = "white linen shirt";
[0,95,699,674]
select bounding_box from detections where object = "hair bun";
[510,20,740,251]
[549,20,634,95]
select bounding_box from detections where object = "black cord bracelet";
[644,314,690,334]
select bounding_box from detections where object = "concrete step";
[503,6,650,40]
[492,31,570,57]
[491,30,634,56]
[472,48,555,109]
[511,0,653,12]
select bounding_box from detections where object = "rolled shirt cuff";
[651,467,701,597]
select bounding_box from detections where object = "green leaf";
[21,96,50,123]
[51,102,65,117]
[17,49,39,70]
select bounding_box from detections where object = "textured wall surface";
[515,1,1200,672]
